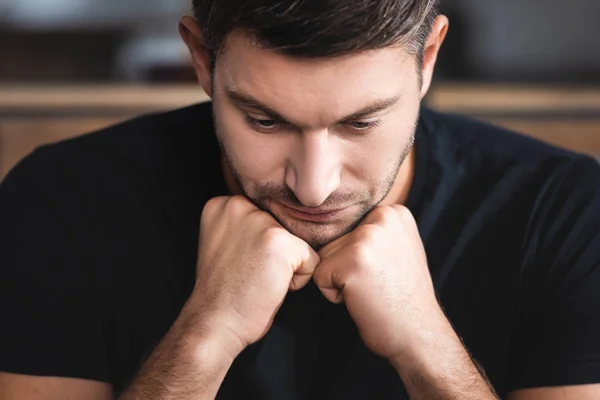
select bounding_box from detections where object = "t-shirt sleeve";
[508,156,600,390]
[0,148,111,382]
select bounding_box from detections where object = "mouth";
[278,202,350,223]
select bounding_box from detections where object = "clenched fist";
[187,196,320,356]
[313,204,439,362]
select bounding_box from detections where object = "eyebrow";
[224,87,402,127]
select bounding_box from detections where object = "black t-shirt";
[1,102,599,399]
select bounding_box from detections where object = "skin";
[211,31,419,250]
[2,11,600,400]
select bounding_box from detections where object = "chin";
[252,197,374,249]
[276,216,357,250]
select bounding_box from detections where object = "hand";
[313,205,440,361]
[188,196,320,357]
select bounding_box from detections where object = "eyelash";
[245,116,381,133]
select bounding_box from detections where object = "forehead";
[216,31,417,101]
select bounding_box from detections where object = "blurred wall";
[2,0,186,28]
[1,0,599,179]
[1,0,600,83]
[441,0,600,82]
[0,0,190,82]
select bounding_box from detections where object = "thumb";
[288,237,320,291]
[312,255,345,304]
[312,233,352,303]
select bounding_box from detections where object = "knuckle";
[261,226,290,250]
[249,208,277,228]
[204,196,226,211]
[376,205,398,221]
[395,205,416,225]
[349,241,373,267]
[375,204,416,227]
[356,224,381,241]
[225,196,263,222]
[202,196,227,220]
[226,195,251,212]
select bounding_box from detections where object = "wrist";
[388,310,497,399]
[388,306,458,376]
[178,296,247,364]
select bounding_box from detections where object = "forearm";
[390,309,498,400]
[119,299,242,400]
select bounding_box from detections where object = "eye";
[347,120,381,131]
[246,116,280,131]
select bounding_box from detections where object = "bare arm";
[0,373,113,400]
[118,295,243,400]
[120,196,319,399]
[313,205,499,399]
[366,297,600,400]
[507,385,600,400]
[0,196,319,400]
[0,296,242,400]
[389,308,498,400]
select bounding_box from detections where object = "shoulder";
[24,101,212,173]
[0,101,218,284]
[2,101,216,199]
[418,107,599,201]
[415,108,600,259]
[419,107,587,170]
[0,102,217,316]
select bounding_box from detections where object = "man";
[1,0,599,399]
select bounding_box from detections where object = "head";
[180,0,448,249]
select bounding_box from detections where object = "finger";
[201,196,229,224]
[359,204,398,227]
[288,236,321,291]
[312,255,346,304]
[390,204,418,230]
[225,195,261,217]
[320,287,344,304]
[315,233,355,302]
[199,196,230,242]
[318,231,351,259]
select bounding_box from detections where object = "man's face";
[211,33,422,249]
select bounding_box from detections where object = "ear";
[179,15,213,97]
[420,15,449,99]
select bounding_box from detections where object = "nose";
[285,131,341,207]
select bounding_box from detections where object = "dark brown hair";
[192,0,440,67]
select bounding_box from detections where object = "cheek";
[216,106,290,181]
[343,97,419,181]
[344,127,412,182]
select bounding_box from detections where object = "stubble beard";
[216,119,417,250]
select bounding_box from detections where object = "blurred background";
[0,0,599,179]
